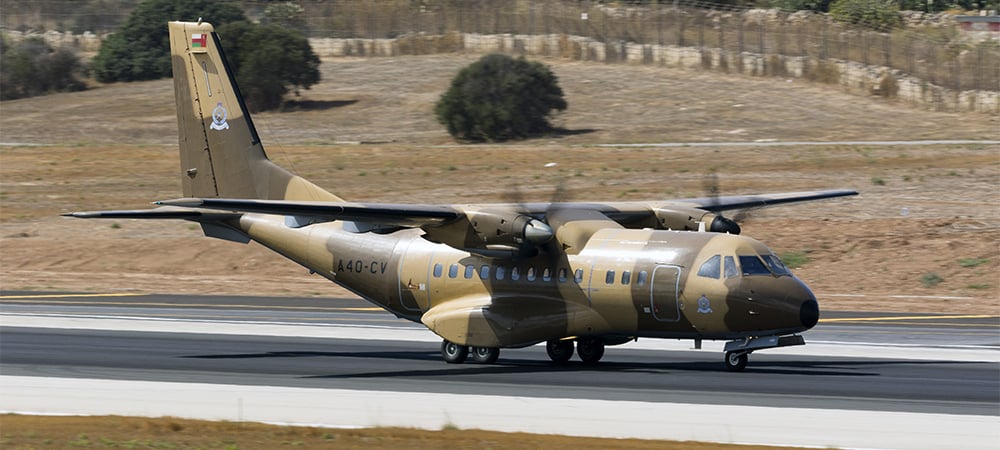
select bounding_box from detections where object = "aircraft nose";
[800,298,819,329]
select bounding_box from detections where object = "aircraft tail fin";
[167,21,340,201]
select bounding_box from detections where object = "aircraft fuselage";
[239,213,817,349]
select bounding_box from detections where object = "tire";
[545,339,574,363]
[441,340,468,364]
[576,337,605,364]
[470,346,500,364]
[724,351,748,372]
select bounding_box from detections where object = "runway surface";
[2,291,998,448]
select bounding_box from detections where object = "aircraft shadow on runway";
[180,349,965,378]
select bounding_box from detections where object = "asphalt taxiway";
[2,291,998,448]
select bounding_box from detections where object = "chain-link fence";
[286,1,998,96]
[4,0,998,111]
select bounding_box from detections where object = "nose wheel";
[724,351,749,372]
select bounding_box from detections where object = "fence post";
[759,18,765,55]
[820,19,827,60]
[883,32,890,67]
[657,4,664,45]
[678,8,686,47]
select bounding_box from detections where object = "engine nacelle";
[653,206,741,235]
[422,209,553,253]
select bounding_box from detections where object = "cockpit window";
[697,255,721,279]
[738,255,771,276]
[761,254,791,276]
[724,256,739,279]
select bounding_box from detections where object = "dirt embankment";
[1,55,998,313]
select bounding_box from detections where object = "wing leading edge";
[150,189,857,224]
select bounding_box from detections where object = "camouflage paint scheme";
[68,22,853,370]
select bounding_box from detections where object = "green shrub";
[957,258,989,268]
[0,37,87,100]
[780,251,811,269]
[829,0,901,30]
[435,54,567,142]
[920,272,943,288]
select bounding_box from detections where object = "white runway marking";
[2,375,996,450]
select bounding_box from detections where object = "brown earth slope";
[1,55,998,313]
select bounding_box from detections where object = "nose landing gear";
[724,351,749,372]
[722,334,806,372]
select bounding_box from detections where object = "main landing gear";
[439,338,609,365]
[440,339,500,364]
[545,337,605,364]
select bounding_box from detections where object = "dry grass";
[1,54,998,311]
[0,415,802,450]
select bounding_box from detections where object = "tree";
[1,37,87,100]
[216,22,320,112]
[829,0,901,30]
[92,0,245,82]
[435,54,567,142]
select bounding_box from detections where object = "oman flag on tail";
[191,33,207,48]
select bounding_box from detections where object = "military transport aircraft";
[66,21,857,371]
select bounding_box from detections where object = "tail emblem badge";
[210,102,230,130]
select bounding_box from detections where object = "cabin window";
[479,265,490,280]
[605,270,616,285]
[697,255,722,279]
[542,268,552,282]
[449,264,459,279]
[739,255,771,276]
[526,267,537,281]
[637,270,648,286]
[621,270,631,285]
[495,266,506,280]
[558,268,568,283]
[464,265,475,279]
[433,263,443,278]
[574,269,584,283]
[724,256,738,279]
[511,266,521,281]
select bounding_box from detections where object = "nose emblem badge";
[696,295,713,314]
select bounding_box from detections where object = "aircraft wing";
[154,189,858,226]
[156,198,462,227]
[669,189,858,212]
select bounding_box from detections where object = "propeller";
[699,169,742,235]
